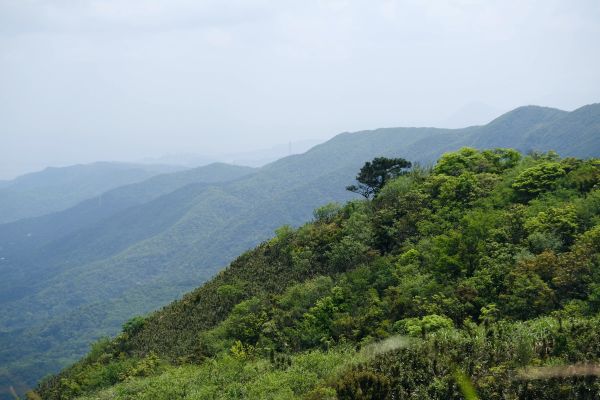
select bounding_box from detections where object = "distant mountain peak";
[488,105,567,126]
[570,102,600,114]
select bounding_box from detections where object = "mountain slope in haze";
[139,139,323,168]
[37,148,600,400]
[465,105,568,148]
[0,162,185,224]
[0,163,257,266]
[0,163,257,308]
[1,103,600,398]
[524,103,600,157]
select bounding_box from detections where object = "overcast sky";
[1,0,599,179]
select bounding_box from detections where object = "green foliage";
[335,369,392,399]
[335,316,600,399]
[122,317,146,337]
[434,147,521,176]
[394,314,454,337]
[72,348,358,400]
[525,204,579,245]
[121,353,163,379]
[313,202,342,223]
[512,161,567,200]
[223,298,269,345]
[499,268,555,319]
[37,149,600,400]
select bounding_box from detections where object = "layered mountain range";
[1,103,599,398]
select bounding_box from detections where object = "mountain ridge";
[1,103,600,398]
[0,162,186,224]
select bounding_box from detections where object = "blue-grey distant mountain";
[0,103,599,399]
[140,139,323,168]
[0,162,185,224]
[0,163,258,315]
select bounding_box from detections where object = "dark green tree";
[336,370,392,399]
[346,157,411,198]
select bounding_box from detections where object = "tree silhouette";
[346,157,412,198]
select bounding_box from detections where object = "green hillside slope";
[2,104,600,398]
[0,164,256,296]
[465,105,568,148]
[524,103,600,157]
[0,163,256,260]
[0,162,184,224]
[37,148,600,399]
[0,164,257,398]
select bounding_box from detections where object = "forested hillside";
[0,163,257,398]
[0,162,183,224]
[36,148,600,399]
[2,104,600,398]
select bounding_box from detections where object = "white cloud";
[0,0,599,178]
[0,0,278,33]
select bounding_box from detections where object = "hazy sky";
[1,0,599,179]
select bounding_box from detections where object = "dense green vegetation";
[3,104,600,398]
[35,148,600,399]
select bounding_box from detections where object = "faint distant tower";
[288,141,292,155]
